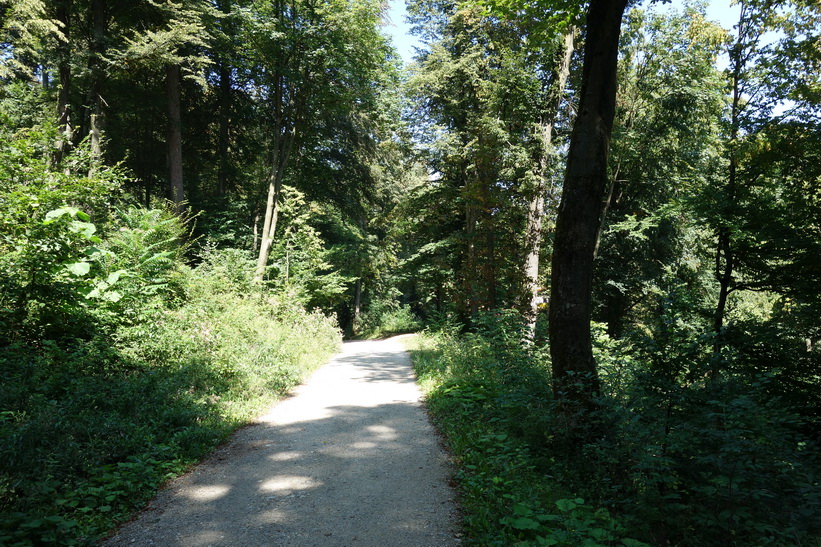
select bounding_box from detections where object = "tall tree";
[523,29,574,335]
[548,0,628,407]
[108,0,214,205]
[706,0,820,366]
[250,0,393,282]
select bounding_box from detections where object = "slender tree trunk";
[218,59,231,195]
[486,218,497,309]
[713,4,747,367]
[54,0,72,168]
[217,0,232,195]
[87,0,106,175]
[166,64,184,205]
[524,30,574,335]
[253,212,260,252]
[254,116,299,281]
[549,0,628,409]
[255,166,281,281]
[354,279,362,324]
[465,191,480,318]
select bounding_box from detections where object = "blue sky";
[383,0,742,65]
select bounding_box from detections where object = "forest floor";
[103,335,461,547]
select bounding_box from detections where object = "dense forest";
[1,0,819,544]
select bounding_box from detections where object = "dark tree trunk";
[166,64,184,205]
[712,4,747,370]
[548,0,628,408]
[216,0,232,196]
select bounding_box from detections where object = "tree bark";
[87,0,106,174]
[523,30,574,336]
[216,0,232,196]
[166,64,185,205]
[254,68,302,281]
[548,0,628,408]
[218,58,231,195]
[54,0,72,168]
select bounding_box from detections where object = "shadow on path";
[104,336,460,547]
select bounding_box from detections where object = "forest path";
[104,335,460,547]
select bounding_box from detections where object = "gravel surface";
[103,335,461,547]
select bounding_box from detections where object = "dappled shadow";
[103,338,459,547]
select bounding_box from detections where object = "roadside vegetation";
[0,125,341,545]
[410,314,820,546]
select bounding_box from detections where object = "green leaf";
[66,262,91,276]
[69,220,97,238]
[104,291,123,303]
[45,206,80,222]
[510,516,541,530]
[555,499,578,512]
[107,270,127,285]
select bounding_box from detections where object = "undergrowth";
[0,248,341,545]
[408,312,647,546]
[408,311,821,546]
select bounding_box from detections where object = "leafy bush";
[0,251,341,544]
[355,292,421,338]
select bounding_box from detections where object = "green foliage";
[0,123,123,343]
[0,132,342,543]
[410,325,648,545]
[355,294,421,338]
[0,247,341,544]
[411,311,821,546]
[265,187,353,310]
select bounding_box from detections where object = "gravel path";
[103,335,461,547]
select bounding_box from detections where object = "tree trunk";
[548,0,627,408]
[465,192,480,318]
[87,0,106,174]
[254,114,298,281]
[218,59,231,195]
[254,168,281,281]
[166,64,184,205]
[523,30,574,336]
[713,4,747,368]
[217,0,232,195]
[54,0,72,168]
[354,279,362,324]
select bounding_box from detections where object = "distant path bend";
[104,335,461,547]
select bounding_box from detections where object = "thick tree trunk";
[548,0,627,408]
[166,64,184,205]
[523,30,574,336]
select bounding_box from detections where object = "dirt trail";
[104,335,460,546]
